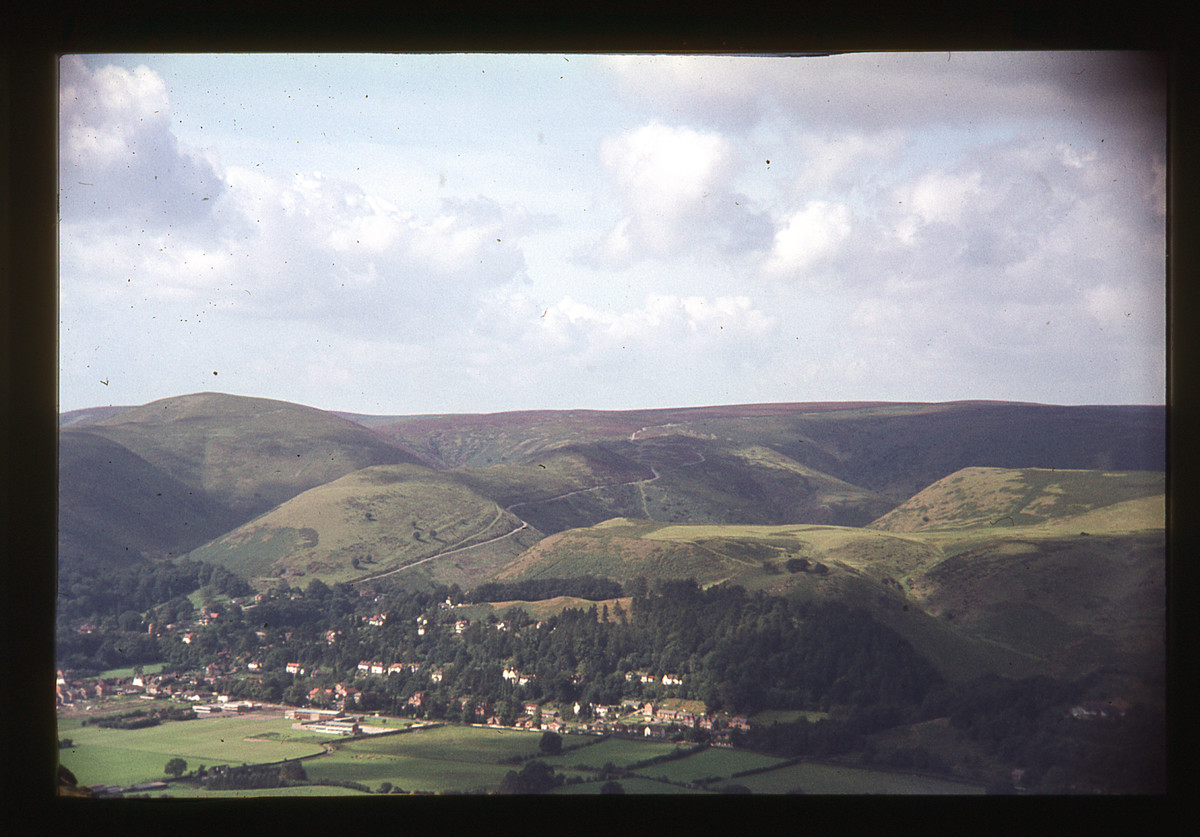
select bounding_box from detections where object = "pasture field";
[145,784,370,798]
[551,777,709,794]
[731,761,984,795]
[97,662,167,680]
[60,716,327,788]
[342,724,545,763]
[540,736,684,770]
[301,748,517,793]
[305,725,602,793]
[633,748,786,783]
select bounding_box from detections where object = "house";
[286,662,302,675]
[661,673,683,686]
[365,613,387,627]
[407,692,426,708]
[369,662,386,676]
[246,661,262,672]
[454,619,470,634]
[387,663,405,676]
[430,669,443,683]
[325,630,342,644]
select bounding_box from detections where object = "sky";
[58,52,1168,416]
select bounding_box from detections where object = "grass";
[730,761,985,794]
[145,784,370,798]
[188,464,524,588]
[97,662,167,680]
[633,748,785,783]
[872,468,1164,533]
[550,777,709,794]
[539,736,683,770]
[59,717,327,788]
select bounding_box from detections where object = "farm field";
[540,736,685,770]
[145,784,370,798]
[302,724,595,794]
[97,662,167,680]
[60,716,328,788]
[633,747,787,783]
[550,777,709,794]
[731,761,985,794]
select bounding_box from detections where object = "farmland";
[64,711,985,795]
[60,715,327,788]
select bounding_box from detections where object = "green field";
[97,662,167,680]
[731,761,985,794]
[304,725,559,794]
[59,717,327,787]
[634,747,786,783]
[145,784,370,798]
[540,736,683,770]
[550,777,709,794]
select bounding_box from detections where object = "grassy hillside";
[869,467,1164,532]
[59,429,242,568]
[186,463,539,589]
[484,464,1165,687]
[364,401,1163,504]
[83,392,425,518]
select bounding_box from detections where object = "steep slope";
[83,392,426,518]
[58,429,242,568]
[186,463,540,589]
[485,460,1166,687]
[363,401,1164,504]
[869,467,1165,532]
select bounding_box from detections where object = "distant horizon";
[57,389,1168,421]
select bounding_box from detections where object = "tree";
[539,730,563,756]
[164,758,187,778]
[279,760,307,783]
[599,781,625,794]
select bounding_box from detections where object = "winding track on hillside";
[349,435,706,584]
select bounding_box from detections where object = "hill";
[58,429,242,568]
[869,467,1165,532]
[485,466,1165,686]
[185,463,542,589]
[81,392,427,518]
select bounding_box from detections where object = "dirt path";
[350,439,705,584]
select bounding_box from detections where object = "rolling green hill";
[485,466,1165,686]
[365,401,1165,503]
[81,392,426,518]
[185,463,542,589]
[868,467,1165,532]
[58,429,242,568]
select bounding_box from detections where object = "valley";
[56,393,1167,795]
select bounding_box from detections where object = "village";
[57,657,752,746]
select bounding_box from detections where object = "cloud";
[763,201,852,278]
[59,56,223,228]
[607,52,1166,137]
[587,122,772,265]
